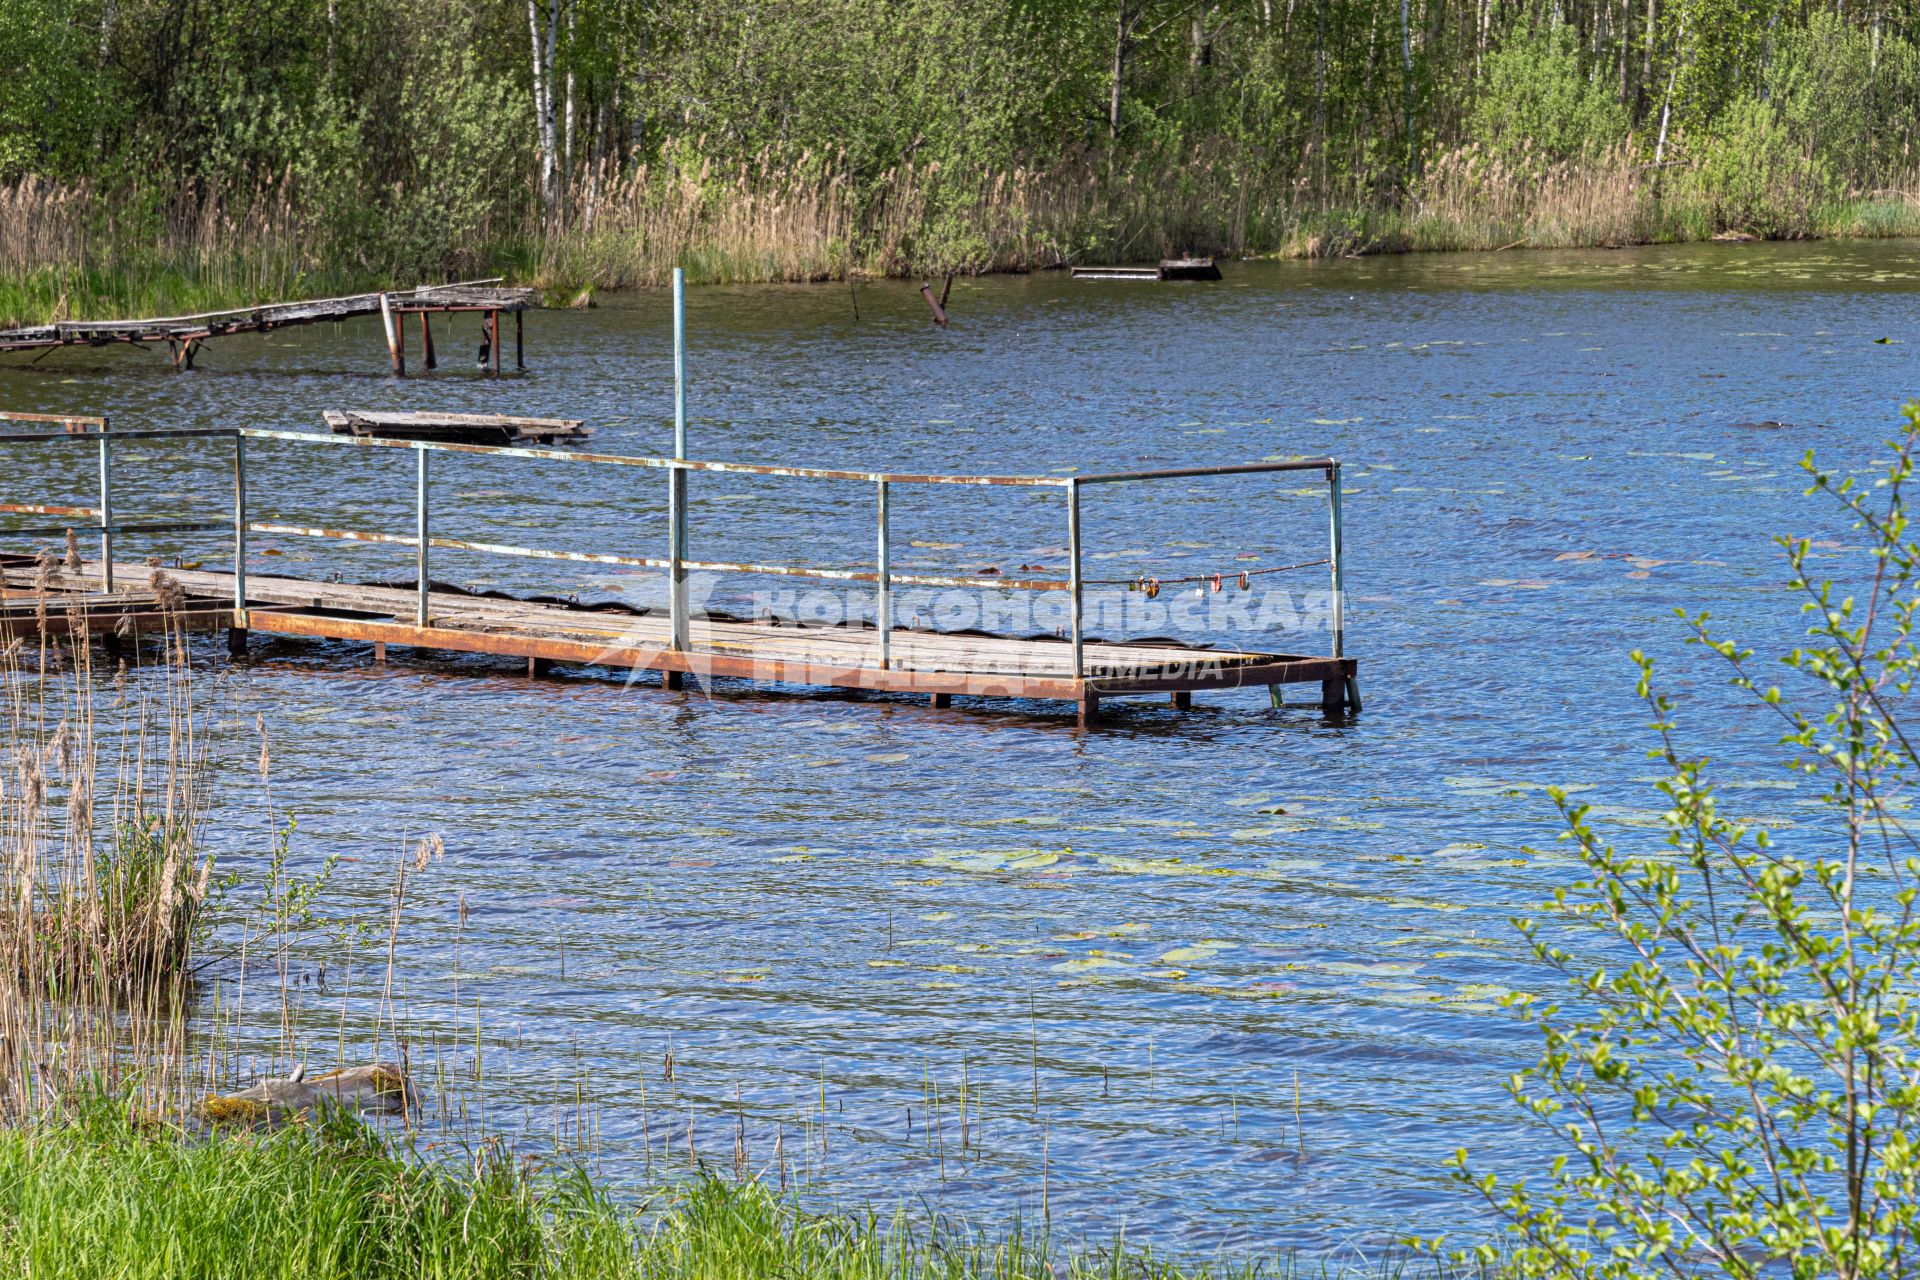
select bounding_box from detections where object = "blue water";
[4,239,1916,1258]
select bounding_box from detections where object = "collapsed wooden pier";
[0,279,535,374]
[0,416,1360,728]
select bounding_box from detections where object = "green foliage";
[1468,25,1626,166]
[1769,15,1920,194]
[3,0,1920,290]
[1442,405,1920,1279]
[1680,97,1834,238]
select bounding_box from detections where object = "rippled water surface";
[7,239,1920,1257]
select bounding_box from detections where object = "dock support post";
[1321,678,1346,713]
[490,311,501,374]
[1077,692,1100,729]
[877,480,892,670]
[373,641,386,664]
[96,425,113,593]
[929,693,951,709]
[380,293,402,376]
[415,447,430,626]
[667,268,690,676]
[529,657,553,678]
[420,312,437,370]
[227,626,249,657]
[515,310,524,370]
[1170,691,1191,710]
[232,434,248,616]
[1067,479,1084,679]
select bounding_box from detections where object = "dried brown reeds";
[0,574,212,1115]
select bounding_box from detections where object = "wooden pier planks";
[322,411,590,446]
[0,558,1355,716]
[0,279,536,371]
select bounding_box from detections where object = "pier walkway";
[0,279,534,373]
[0,416,1360,727]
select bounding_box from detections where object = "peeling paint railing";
[0,418,1348,681]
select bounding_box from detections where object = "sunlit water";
[5,240,1918,1258]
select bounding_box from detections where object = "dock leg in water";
[528,657,553,678]
[226,627,248,657]
[663,670,685,691]
[515,311,525,370]
[1170,691,1192,710]
[1076,694,1101,729]
[1343,676,1363,713]
[420,313,437,370]
[372,641,386,664]
[929,692,952,709]
[1320,678,1347,713]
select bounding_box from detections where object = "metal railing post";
[668,267,690,654]
[96,417,113,593]
[877,480,892,670]
[416,446,430,626]
[232,434,247,612]
[1327,462,1344,659]
[1067,479,1083,678]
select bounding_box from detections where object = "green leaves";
[1439,403,1920,1280]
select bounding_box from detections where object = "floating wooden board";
[1071,257,1222,282]
[322,410,591,446]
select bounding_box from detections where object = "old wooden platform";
[0,408,1361,727]
[322,410,590,445]
[0,279,535,373]
[0,557,1353,724]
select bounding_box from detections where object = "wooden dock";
[0,558,1354,726]
[0,279,535,373]
[0,416,1361,728]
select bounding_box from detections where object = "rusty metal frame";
[0,418,1356,714]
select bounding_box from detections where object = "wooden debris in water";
[201,1062,408,1125]
[322,410,591,446]
[1070,257,1222,282]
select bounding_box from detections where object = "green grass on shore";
[0,1098,1336,1280]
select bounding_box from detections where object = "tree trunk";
[527,0,555,220]
[1109,1,1131,138]
[1641,0,1657,117]
[1401,0,1415,175]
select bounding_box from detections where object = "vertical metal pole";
[1327,462,1345,659]
[379,292,401,376]
[877,480,892,670]
[96,426,113,593]
[416,446,430,626]
[232,435,248,612]
[669,268,689,655]
[1067,480,1084,678]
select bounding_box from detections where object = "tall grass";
[7,144,1920,325]
[0,562,215,1119]
[0,1093,1356,1280]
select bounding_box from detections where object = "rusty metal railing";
[1,418,1349,681]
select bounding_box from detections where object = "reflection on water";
[2,239,1913,1256]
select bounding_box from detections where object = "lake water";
[4,239,1916,1260]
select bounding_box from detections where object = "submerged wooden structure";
[0,279,535,374]
[323,410,590,445]
[1071,257,1223,282]
[0,413,1360,727]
